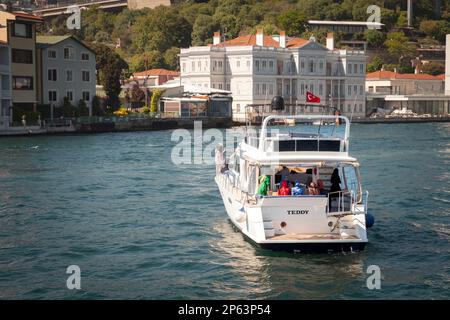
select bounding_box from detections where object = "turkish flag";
[306,91,321,103]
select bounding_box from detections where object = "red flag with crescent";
[306,91,321,103]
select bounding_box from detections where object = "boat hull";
[229,219,367,253]
[216,175,368,254]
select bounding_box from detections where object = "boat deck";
[268,233,360,241]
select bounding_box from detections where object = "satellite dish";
[271,96,284,111]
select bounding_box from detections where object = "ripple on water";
[0,124,449,299]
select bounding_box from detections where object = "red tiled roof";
[12,12,44,22]
[133,68,180,77]
[366,70,442,80]
[214,34,280,47]
[436,74,445,80]
[286,38,309,48]
[212,34,309,49]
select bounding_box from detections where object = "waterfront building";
[0,41,11,130]
[366,70,450,115]
[36,35,96,115]
[130,68,179,87]
[446,34,450,96]
[180,31,367,122]
[0,11,43,117]
[161,94,232,119]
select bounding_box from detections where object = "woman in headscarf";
[329,168,341,211]
[257,175,270,196]
[330,168,341,193]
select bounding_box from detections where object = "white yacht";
[215,114,373,253]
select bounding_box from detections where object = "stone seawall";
[76,117,234,133]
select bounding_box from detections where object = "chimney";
[445,34,450,95]
[326,32,334,50]
[256,29,264,46]
[280,31,286,48]
[213,32,221,45]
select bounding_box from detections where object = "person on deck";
[275,165,290,183]
[215,144,225,174]
[308,182,320,195]
[278,180,291,196]
[316,179,326,195]
[330,168,341,194]
[257,175,270,196]
[291,182,304,196]
[329,168,342,211]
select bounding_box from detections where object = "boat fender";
[365,212,375,228]
[235,207,247,223]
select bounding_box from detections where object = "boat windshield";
[245,117,348,151]
[256,163,361,199]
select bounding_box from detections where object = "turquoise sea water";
[0,123,449,299]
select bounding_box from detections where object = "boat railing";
[258,115,350,152]
[327,190,369,216]
[216,171,257,204]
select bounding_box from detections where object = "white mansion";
[180,30,367,122]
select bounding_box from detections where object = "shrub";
[150,89,165,113]
[113,107,129,117]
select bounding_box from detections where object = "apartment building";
[0,41,11,130]
[0,11,43,116]
[36,35,96,115]
[180,31,367,122]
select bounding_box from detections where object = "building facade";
[131,68,179,86]
[0,41,11,130]
[0,11,43,115]
[36,35,96,115]
[180,31,367,122]
[446,34,450,96]
[366,70,450,115]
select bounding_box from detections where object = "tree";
[384,32,416,65]
[419,20,450,43]
[77,99,89,116]
[91,95,103,116]
[364,29,386,48]
[129,51,165,72]
[277,9,307,36]
[212,12,241,39]
[91,43,128,110]
[131,6,192,53]
[421,62,445,75]
[129,83,145,108]
[164,47,180,70]
[192,14,218,46]
[396,11,408,28]
[150,89,165,114]
[367,56,384,72]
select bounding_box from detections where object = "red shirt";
[279,181,291,196]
